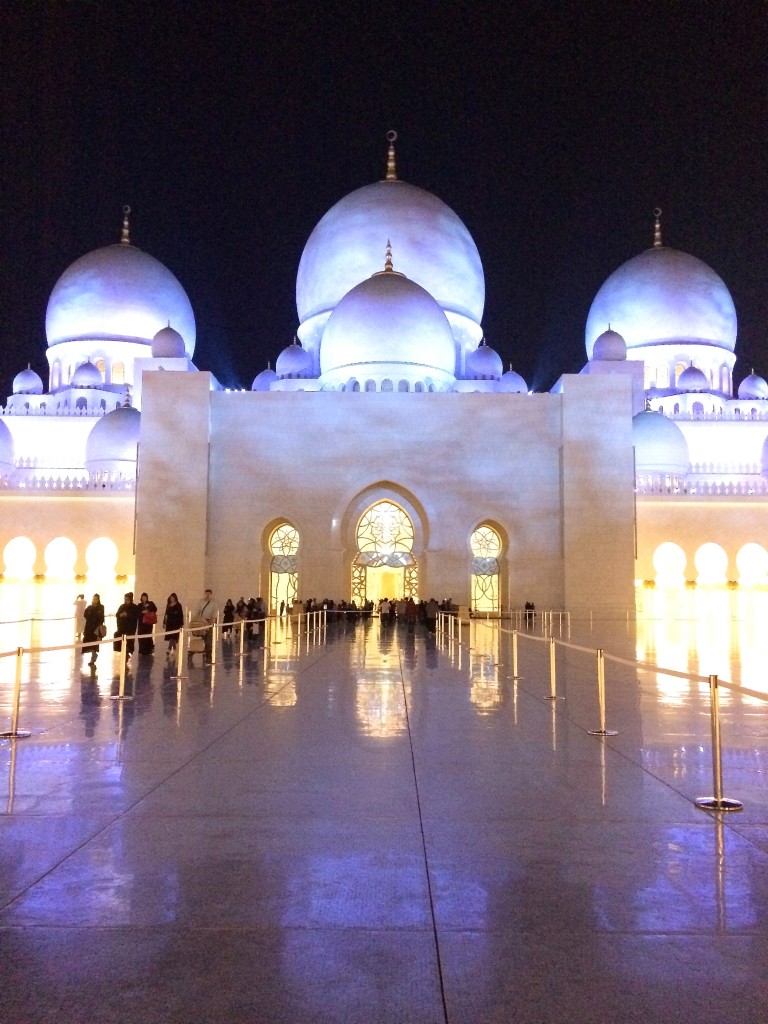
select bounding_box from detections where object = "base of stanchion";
[0,730,31,738]
[543,695,564,701]
[588,728,619,736]
[695,796,744,812]
[109,694,134,701]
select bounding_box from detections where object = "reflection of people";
[163,593,184,655]
[137,592,157,656]
[115,592,140,656]
[83,594,105,668]
[73,594,87,640]
[195,589,218,662]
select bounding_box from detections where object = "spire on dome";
[385,130,398,181]
[123,388,132,408]
[653,207,662,248]
[120,205,132,245]
[384,239,394,273]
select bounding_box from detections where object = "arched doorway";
[470,524,501,613]
[269,522,299,612]
[351,500,418,606]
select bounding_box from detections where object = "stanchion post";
[239,618,245,658]
[512,628,520,680]
[544,636,559,700]
[211,621,218,665]
[0,647,31,739]
[589,649,618,736]
[111,635,132,700]
[174,627,186,678]
[695,675,743,812]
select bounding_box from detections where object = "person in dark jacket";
[137,592,158,655]
[163,593,184,655]
[83,594,105,668]
[222,598,235,639]
[115,592,139,656]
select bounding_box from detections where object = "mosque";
[1,135,766,618]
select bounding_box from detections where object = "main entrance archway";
[351,501,418,605]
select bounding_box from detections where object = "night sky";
[2,1,765,395]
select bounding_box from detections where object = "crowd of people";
[74,588,456,671]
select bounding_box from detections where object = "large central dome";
[296,179,485,327]
[46,241,196,357]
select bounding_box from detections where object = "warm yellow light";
[85,537,119,575]
[653,542,686,585]
[736,543,768,586]
[695,543,728,585]
[3,536,36,578]
[44,536,77,577]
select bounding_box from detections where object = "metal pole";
[589,649,618,736]
[211,621,218,665]
[544,636,559,700]
[695,675,743,812]
[0,648,31,738]
[174,627,186,679]
[111,634,132,700]
[512,628,520,680]
[239,617,245,658]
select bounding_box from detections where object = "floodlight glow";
[86,537,119,574]
[695,543,728,585]
[653,542,686,584]
[3,537,36,578]
[736,544,768,586]
[44,537,77,577]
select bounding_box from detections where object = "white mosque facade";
[1,141,766,616]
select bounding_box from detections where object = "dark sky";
[1,1,765,395]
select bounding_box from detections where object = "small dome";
[275,340,312,379]
[677,365,709,392]
[498,367,528,394]
[465,340,502,381]
[319,267,456,388]
[633,410,689,476]
[738,371,768,400]
[85,405,140,473]
[151,323,186,358]
[71,360,103,388]
[592,328,627,362]
[252,365,277,392]
[13,366,44,395]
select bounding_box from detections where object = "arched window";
[352,501,417,605]
[95,358,106,378]
[674,362,686,385]
[470,525,501,613]
[365,380,376,392]
[112,361,125,385]
[269,523,299,613]
[398,380,409,392]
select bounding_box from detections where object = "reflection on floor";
[2,613,768,1023]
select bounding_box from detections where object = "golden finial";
[384,239,394,273]
[121,205,131,245]
[385,130,398,181]
[653,207,662,248]
[123,387,132,408]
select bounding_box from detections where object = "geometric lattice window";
[355,501,414,568]
[470,524,501,613]
[269,523,299,612]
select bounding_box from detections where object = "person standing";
[137,592,157,655]
[83,594,105,668]
[73,594,87,640]
[222,598,235,639]
[163,593,184,656]
[195,588,219,663]
[115,592,140,657]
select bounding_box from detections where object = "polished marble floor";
[2,614,768,1023]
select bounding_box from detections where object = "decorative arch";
[694,542,728,585]
[266,520,300,613]
[470,522,505,614]
[653,541,687,585]
[112,361,125,385]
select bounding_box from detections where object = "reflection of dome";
[499,366,528,393]
[465,340,502,380]
[738,371,768,400]
[297,179,484,330]
[252,365,277,391]
[13,366,44,395]
[585,246,737,359]
[276,340,312,379]
[319,267,456,390]
[71,360,103,388]
[151,323,186,358]
[46,240,196,357]
[633,410,689,475]
[677,365,709,392]
[592,328,627,361]
[85,406,140,473]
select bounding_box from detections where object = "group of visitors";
[378,597,443,631]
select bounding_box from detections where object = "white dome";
[252,365,277,392]
[151,323,186,358]
[85,405,140,473]
[0,419,14,473]
[592,328,627,361]
[46,241,196,358]
[276,340,312,379]
[71,360,103,388]
[297,179,484,329]
[13,366,44,395]
[319,268,456,388]
[465,341,502,380]
[677,365,709,392]
[738,372,768,400]
[633,410,689,476]
[498,367,528,394]
[585,247,737,359]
